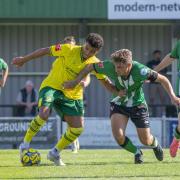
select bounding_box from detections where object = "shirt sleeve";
[92,61,108,80]
[93,61,108,74]
[49,44,70,57]
[91,70,107,80]
[0,58,8,70]
[170,41,180,59]
[139,66,157,82]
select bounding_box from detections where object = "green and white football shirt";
[94,60,153,107]
[0,58,7,70]
[170,40,180,95]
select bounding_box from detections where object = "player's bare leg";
[137,128,163,161]
[111,113,143,164]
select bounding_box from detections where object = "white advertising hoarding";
[108,0,180,20]
[63,117,162,148]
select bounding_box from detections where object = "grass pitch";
[0,149,180,180]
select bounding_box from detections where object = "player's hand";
[63,80,78,89]
[118,89,126,97]
[171,96,180,107]
[144,80,150,83]
[79,80,87,88]
[12,57,25,67]
[0,79,5,87]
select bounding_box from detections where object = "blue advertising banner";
[0,117,59,148]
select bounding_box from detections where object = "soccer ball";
[21,148,41,166]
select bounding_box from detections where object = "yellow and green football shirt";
[40,44,106,100]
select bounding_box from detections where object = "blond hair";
[111,49,132,64]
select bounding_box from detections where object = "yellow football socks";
[55,127,83,151]
[24,115,46,143]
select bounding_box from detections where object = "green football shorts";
[38,86,84,118]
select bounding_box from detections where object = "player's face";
[82,43,99,60]
[113,62,131,76]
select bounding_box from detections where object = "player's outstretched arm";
[12,47,50,67]
[99,78,118,95]
[99,78,127,97]
[63,64,94,89]
[155,73,180,106]
[154,54,175,72]
[0,66,9,87]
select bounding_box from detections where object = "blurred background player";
[12,33,117,166]
[0,58,8,95]
[64,49,180,164]
[146,50,167,116]
[154,40,180,158]
[16,80,38,117]
[63,36,91,153]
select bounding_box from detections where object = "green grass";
[0,149,180,180]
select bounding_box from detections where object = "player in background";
[154,40,180,158]
[63,49,180,164]
[63,36,91,153]
[12,33,118,166]
[0,58,8,95]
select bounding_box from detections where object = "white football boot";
[47,149,65,166]
[19,142,29,159]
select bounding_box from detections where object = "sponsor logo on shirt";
[98,62,104,68]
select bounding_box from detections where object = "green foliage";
[0,149,180,179]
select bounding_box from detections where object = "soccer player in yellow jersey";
[12,33,118,166]
[63,36,89,153]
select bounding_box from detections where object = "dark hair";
[86,33,104,49]
[153,50,161,55]
[63,36,76,44]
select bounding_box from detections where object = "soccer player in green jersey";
[154,40,180,158]
[12,33,118,166]
[0,58,8,94]
[64,49,180,164]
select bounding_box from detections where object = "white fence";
[0,116,178,148]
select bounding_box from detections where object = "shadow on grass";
[66,161,134,166]
[0,163,53,168]
[1,160,180,168]
[8,174,180,179]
